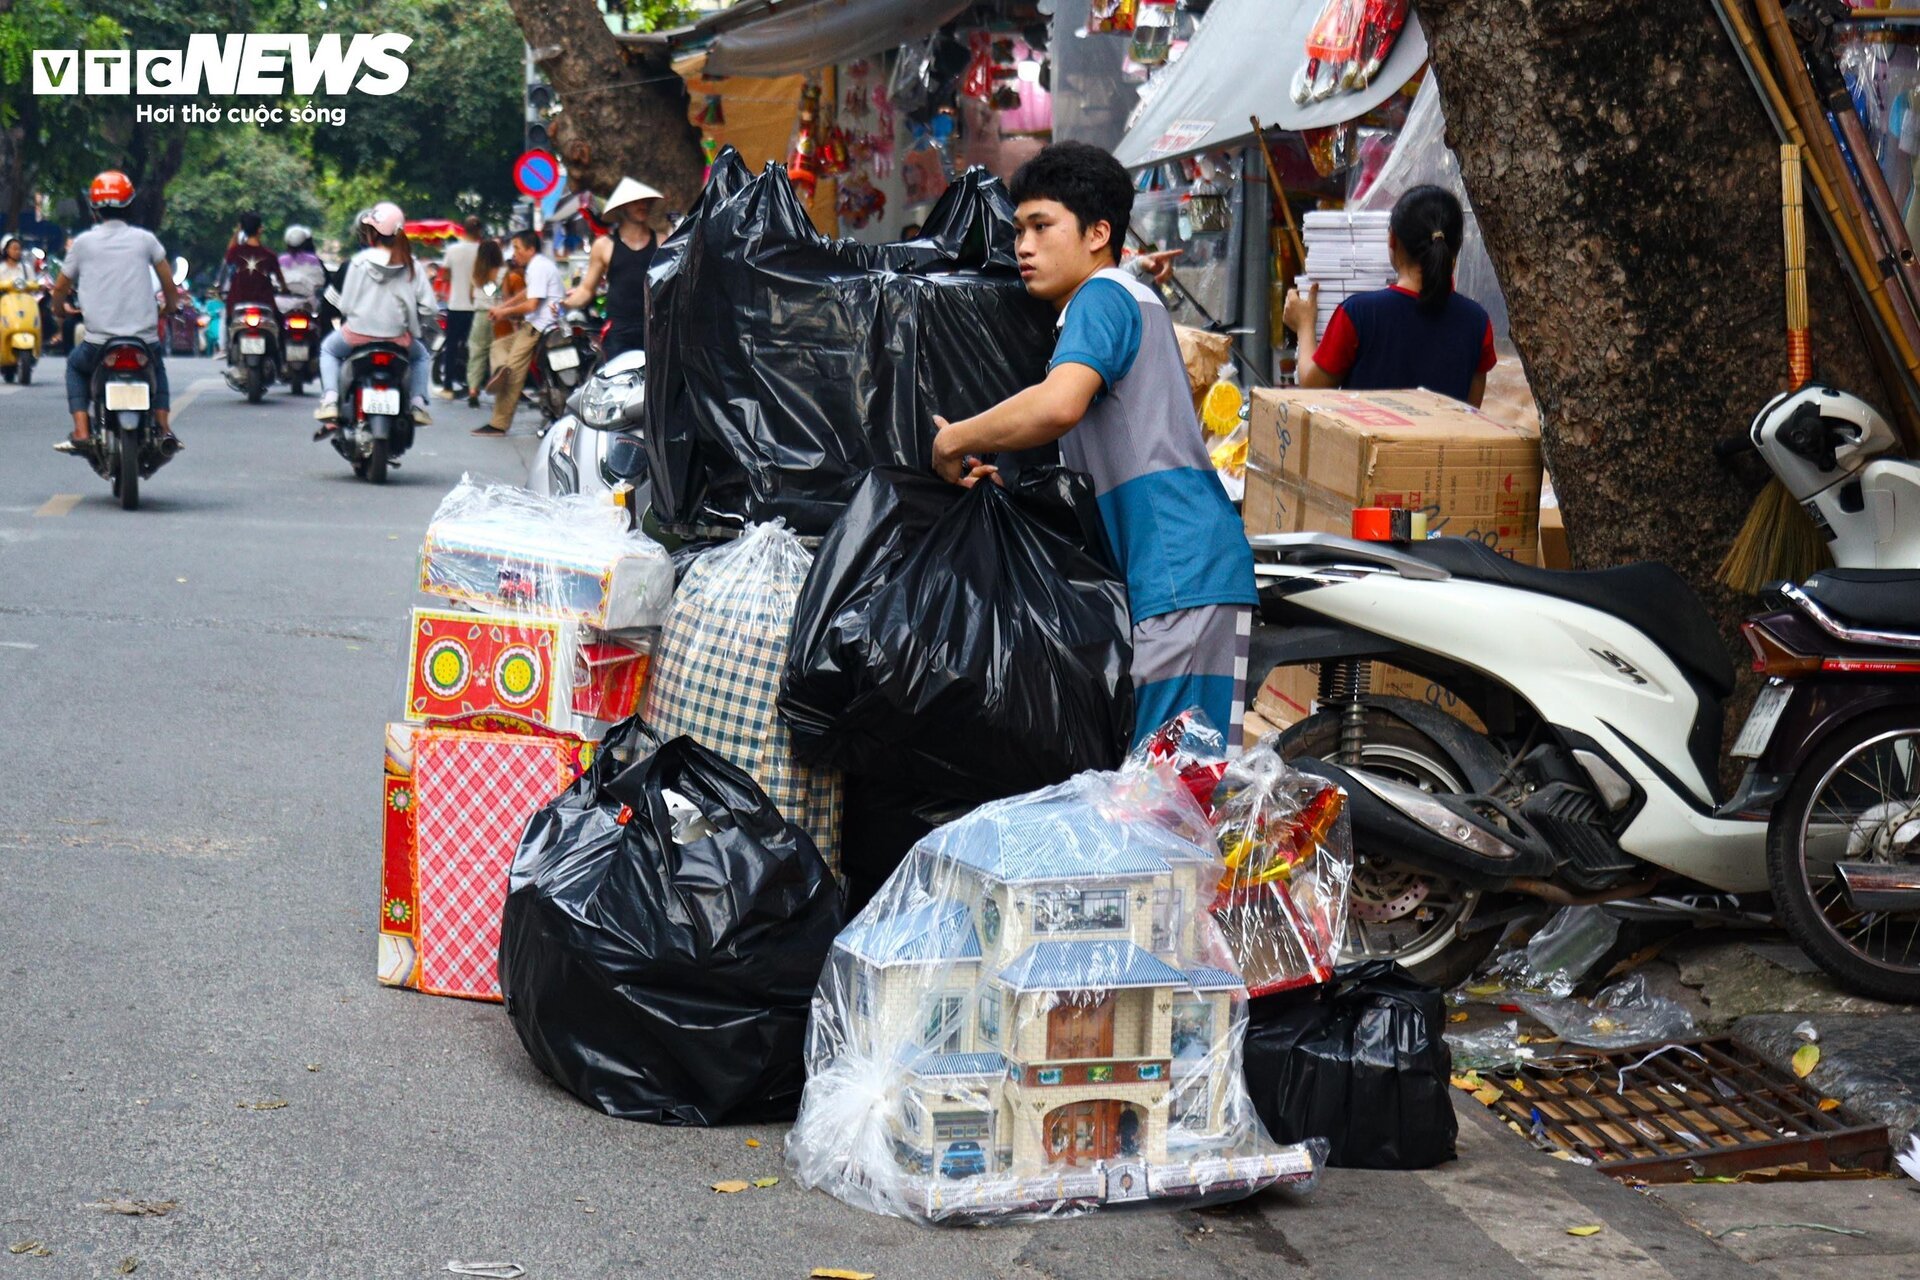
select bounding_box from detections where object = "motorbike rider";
[315,202,435,427]
[562,177,662,359]
[219,211,288,350]
[50,171,185,455]
[0,236,45,383]
[277,224,328,312]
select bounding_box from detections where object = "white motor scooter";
[1253,385,1920,991]
[529,348,649,506]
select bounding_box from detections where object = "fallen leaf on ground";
[87,1200,176,1217]
[744,1137,761,1148]
[115,1258,138,1274]
[751,1176,779,1188]
[710,1180,750,1194]
[810,1270,876,1279]
[1449,1072,1484,1093]
[8,1241,51,1256]
[1793,1044,1821,1078]
[1566,1225,1603,1237]
[446,1264,525,1279]
[1448,1011,1468,1023]
[238,1099,288,1111]
[305,1064,320,1073]
[1819,1098,1841,1112]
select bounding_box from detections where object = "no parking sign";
[513,150,560,199]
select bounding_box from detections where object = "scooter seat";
[1799,569,1920,633]
[1398,537,1735,698]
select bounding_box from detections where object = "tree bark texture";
[507,0,705,215]
[1419,0,1886,636]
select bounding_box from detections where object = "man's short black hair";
[1009,141,1132,264]
[463,216,483,237]
[238,210,262,236]
[511,229,541,252]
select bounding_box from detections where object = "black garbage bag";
[644,146,1056,535]
[499,727,845,1125]
[779,465,1132,805]
[1242,959,1457,1169]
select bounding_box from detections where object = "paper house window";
[922,994,966,1054]
[981,897,1002,945]
[1152,888,1183,952]
[979,987,1002,1046]
[1171,1001,1214,1066]
[855,968,873,1018]
[1033,886,1127,934]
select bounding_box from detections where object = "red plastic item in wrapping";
[1127,707,1230,817]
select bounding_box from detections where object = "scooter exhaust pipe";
[1834,861,1920,913]
[1299,758,1558,885]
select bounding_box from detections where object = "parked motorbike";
[529,348,648,505]
[279,300,319,395]
[225,302,281,402]
[317,340,415,484]
[78,336,175,511]
[1251,385,1920,998]
[527,309,597,427]
[0,274,44,385]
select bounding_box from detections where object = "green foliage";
[157,127,325,275]
[618,0,694,34]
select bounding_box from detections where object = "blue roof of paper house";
[996,940,1191,992]
[1182,966,1246,992]
[924,794,1216,885]
[836,899,981,967]
[907,1051,1010,1079]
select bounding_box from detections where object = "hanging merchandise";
[786,767,1326,1223]
[500,720,845,1125]
[888,37,937,116]
[961,30,995,101]
[788,77,825,200]
[1302,122,1359,179]
[902,107,959,205]
[836,173,887,229]
[1242,960,1458,1170]
[645,521,844,872]
[1206,743,1352,997]
[644,148,1054,535]
[779,466,1133,807]
[700,95,725,127]
[1292,0,1365,104]
[1358,0,1413,85]
[1088,0,1140,37]
[1129,0,1178,67]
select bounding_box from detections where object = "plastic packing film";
[1516,973,1696,1051]
[1353,72,1513,345]
[787,765,1324,1224]
[413,477,674,737]
[644,521,844,875]
[1837,28,1920,231]
[1206,739,1353,998]
[643,147,1057,536]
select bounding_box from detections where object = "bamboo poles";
[1784,144,1812,388]
[1248,116,1307,272]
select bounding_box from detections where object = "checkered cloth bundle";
[646,523,843,871]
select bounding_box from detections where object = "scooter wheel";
[17,357,30,387]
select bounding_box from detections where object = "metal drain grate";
[1481,1036,1891,1183]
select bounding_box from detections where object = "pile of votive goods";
[376,477,1354,1225]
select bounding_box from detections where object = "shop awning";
[1112,0,1428,169]
[619,0,974,80]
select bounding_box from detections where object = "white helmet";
[284,224,313,251]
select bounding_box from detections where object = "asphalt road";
[0,357,1771,1279]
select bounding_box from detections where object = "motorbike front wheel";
[1768,708,1920,1004]
[1280,703,1506,989]
[17,354,31,386]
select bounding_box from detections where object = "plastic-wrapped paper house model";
[789,771,1320,1223]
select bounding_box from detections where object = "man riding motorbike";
[278,224,328,312]
[315,202,435,427]
[50,171,185,455]
[219,211,287,350]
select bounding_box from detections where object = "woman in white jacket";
[315,202,435,426]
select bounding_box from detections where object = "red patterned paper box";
[405,608,567,727]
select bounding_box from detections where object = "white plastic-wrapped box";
[787,768,1322,1224]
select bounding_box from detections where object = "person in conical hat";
[563,176,664,359]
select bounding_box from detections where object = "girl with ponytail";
[1283,184,1497,406]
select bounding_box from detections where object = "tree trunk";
[123,124,188,231]
[1419,0,1886,637]
[506,0,706,215]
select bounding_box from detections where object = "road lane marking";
[34,494,81,517]
[167,376,225,423]
[0,641,38,650]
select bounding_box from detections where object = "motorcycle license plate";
[240,335,267,355]
[361,387,402,416]
[285,344,308,360]
[1732,683,1792,758]
[547,344,581,372]
[104,381,150,412]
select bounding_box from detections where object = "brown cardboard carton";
[1175,325,1232,414]
[1254,662,1484,733]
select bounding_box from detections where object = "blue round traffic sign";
[514,150,560,199]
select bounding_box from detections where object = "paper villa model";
[791,774,1320,1222]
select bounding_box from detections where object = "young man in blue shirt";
[932,142,1257,749]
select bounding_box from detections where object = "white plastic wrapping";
[788,767,1322,1224]
[645,522,843,874]
[418,477,676,633]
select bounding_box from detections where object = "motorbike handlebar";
[1714,433,1758,460]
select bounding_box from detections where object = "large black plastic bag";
[780,465,1132,805]
[644,147,1056,535]
[499,725,845,1125]
[1242,959,1458,1169]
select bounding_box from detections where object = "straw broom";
[1718,144,1833,590]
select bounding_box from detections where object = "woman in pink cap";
[315,202,437,426]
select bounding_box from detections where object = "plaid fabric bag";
[646,523,843,871]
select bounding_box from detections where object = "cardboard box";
[1254,662,1484,733]
[1175,324,1232,414]
[1244,388,1542,562]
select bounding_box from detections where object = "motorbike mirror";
[173,256,190,286]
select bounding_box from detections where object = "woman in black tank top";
[564,176,663,360]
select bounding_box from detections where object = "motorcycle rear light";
[370,351,394,367]
[245,313,262,327]
[1742,622,1821,677]
[104,346,148,371]
[1821,657,1920,674]
[288,316,308,329]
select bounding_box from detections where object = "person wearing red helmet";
[49,171,185,454]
